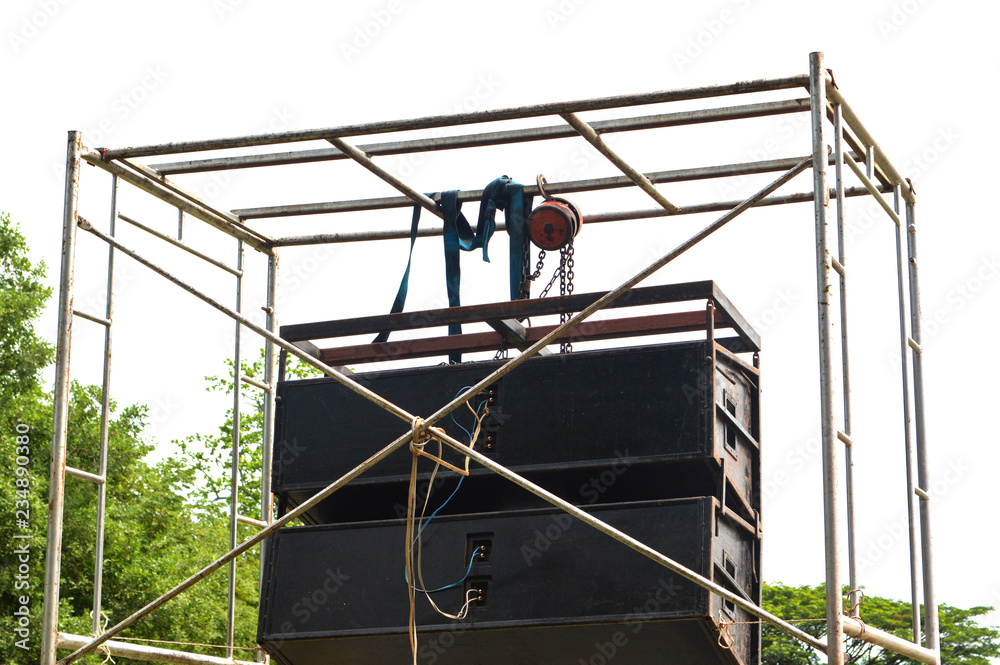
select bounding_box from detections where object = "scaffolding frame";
[42,52,939,665]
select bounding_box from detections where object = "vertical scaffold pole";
[92,175,118,634]
[227,241,244,659]
[42,130,82,665]
[260,252,278,588]
[810,52,845,665]
[906,198,940,653]
[833,102,860,617]
[893,185,923,642]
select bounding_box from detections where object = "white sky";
[2,0,997,651]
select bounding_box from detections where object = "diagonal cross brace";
[560,111,681,214]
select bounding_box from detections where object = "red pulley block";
[527,175,581,251]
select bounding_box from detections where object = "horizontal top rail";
[280,280,761,353]
[99,75,808,160]
[235,152,831,221]
[151,98,810,175]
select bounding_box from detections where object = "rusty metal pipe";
[152,99,811,174]
[101,76,809,160]
[80,150,272,252]
[41,131,82,665]
[326,136,442,219]
[268,185,877,247]
[118,213,242,277]
[560,111,680,213]
[235,153,854,221]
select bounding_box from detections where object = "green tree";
[0,211,53,406]
[174,350,319,518]
[0,214,260,663]
[763,583,1000,665]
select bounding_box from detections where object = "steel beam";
[317,310,728,366]
[280,280,760,353]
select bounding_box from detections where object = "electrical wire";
[405,387,491,664]
[407,546,483,593]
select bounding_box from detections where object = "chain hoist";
[509,174,582,355]
[504,173,583,360]
[526,174,582,251]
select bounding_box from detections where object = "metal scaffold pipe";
[559,112,680,213]
[906,200,940,654]
[825,81,914,204]
[57,633,258,665]
[100,76,809,160]
[150,99,810,174]
[41,131,82,665]
[893,185,923,643]
[810,51,845,665]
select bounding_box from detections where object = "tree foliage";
[763,583,1000,665]
[0,212,52,404]
[0,214,259,663]
[172,351,320,518]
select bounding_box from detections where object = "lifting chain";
[513,243,576,355]
[520,249,547,296]
[559,242,575,353]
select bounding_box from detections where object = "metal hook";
[536,174,553,201]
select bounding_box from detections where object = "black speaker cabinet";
[258,497,760,665]
[273,341,760,524]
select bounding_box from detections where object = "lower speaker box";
[258,497,760,665]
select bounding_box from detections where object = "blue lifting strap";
[373,203,422,344]
[374,176,532,363]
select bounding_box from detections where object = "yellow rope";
[90,611,114,665]
[406,399,487,665]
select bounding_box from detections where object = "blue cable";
[407,546,483,593]
[419,475,463,537]
[418,387,486,535]
[405,387,490,592]
[450,385,489,444]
